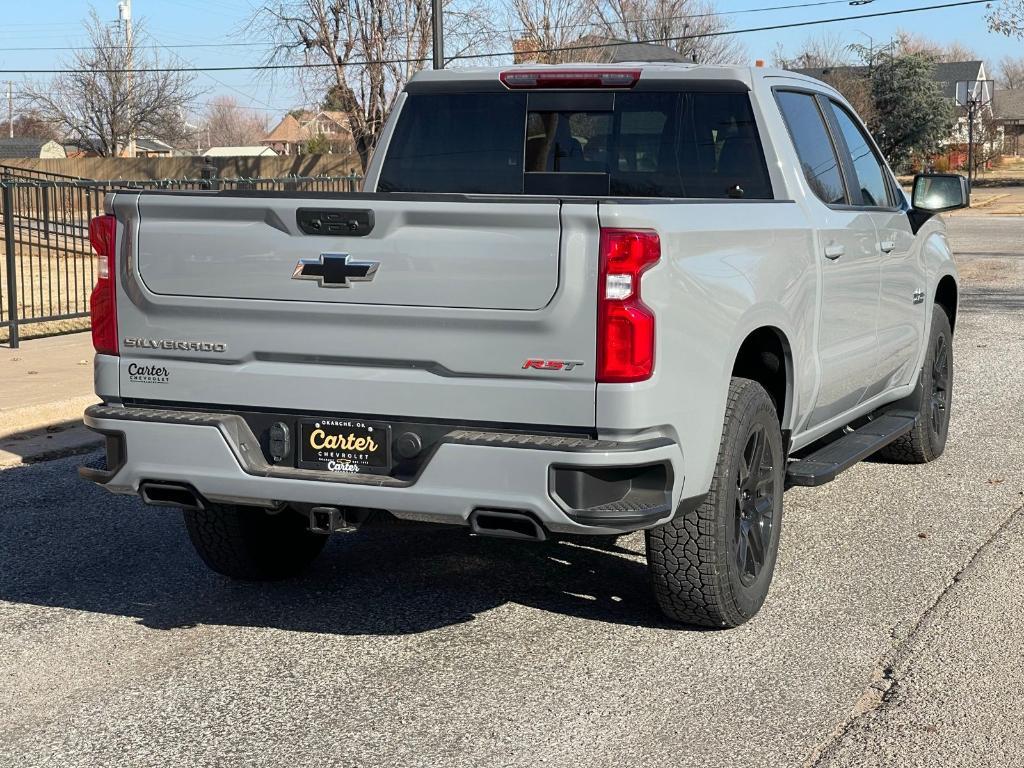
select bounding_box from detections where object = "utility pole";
[6,82,12,139]
[118,0,136,157]
[432,0,444,69]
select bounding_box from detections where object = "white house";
[203,146,278,157]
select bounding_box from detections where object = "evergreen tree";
[869,53,954,171]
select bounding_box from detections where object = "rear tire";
[183,503,327,580]
[877,306,953,464]
[646,378,784,628]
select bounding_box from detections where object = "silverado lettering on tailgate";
[123,338,227,353]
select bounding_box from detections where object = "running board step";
[786,412,918,488]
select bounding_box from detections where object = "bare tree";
[996,55,1024,88]
[823,70,876,127]
[22,10,199,157]
[590,0,745,64]
[0,110,55,140]
[508,0,597,64]
[894,31,979,62]
[772,34,877,125]
[251,0,496,172]
[204,96,271,148]
[772,32,854,69]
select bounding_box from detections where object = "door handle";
[880,240,896,253]
[824,243,845,260]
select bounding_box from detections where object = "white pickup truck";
[80,63,967,628]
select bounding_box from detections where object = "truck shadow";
[0,454,682,635]
[0,418,99,466]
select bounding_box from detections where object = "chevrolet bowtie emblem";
[292,253,379,288]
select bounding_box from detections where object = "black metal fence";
[0,168,363,347]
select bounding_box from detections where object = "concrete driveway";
[0,217,1021,767]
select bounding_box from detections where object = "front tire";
[183,503,327,580]
[646,378,785,628]
[877,306,953,464]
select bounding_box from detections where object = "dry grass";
[0,317,90,345]
[1,232,95,344]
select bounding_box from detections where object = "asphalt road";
[1,216,1022,767]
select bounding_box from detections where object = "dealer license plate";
[298,418,391,474]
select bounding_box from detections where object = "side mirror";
[911,173,970,213]
[908,173,969,234]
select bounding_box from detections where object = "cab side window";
[775,91,848,205]
[828,101,894,208]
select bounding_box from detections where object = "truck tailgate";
[111,193,600,428]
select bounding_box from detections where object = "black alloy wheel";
[734,424,777,588]
[930,332,950,438]
[878,306,954,464]
[646,377,785,628]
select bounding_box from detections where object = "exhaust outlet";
[469,509,547,542]
[139,482,205,511]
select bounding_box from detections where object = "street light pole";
[432,0,444,69]
[966,99,976,184]
[854,30,874,71]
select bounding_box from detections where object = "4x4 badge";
[292,253,379,288]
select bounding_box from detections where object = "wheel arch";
[935,273,958,333]
[731,326,793,428]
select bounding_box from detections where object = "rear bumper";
[82,404,686,535]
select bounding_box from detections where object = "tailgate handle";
[297,208,374,237]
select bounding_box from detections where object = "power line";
[147,33,281,113]
[0,0,991,74]
[0,0,860,52]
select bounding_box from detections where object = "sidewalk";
[0,332,100,467]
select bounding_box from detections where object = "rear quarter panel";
[596,200,817,498]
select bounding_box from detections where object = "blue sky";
[0,0,1018,122]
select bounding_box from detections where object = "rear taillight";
[499,69,641,89]
[89,214,118,356]
[597,229,660,383]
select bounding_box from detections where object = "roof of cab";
[407,62,756,88]
[405,62,844,91]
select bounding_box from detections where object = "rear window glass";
[377,92,528,194]
[378,90,773,199]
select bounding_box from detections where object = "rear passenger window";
[828,102,893,208]
[775,91,848,205]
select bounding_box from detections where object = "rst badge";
[522,359,585,371]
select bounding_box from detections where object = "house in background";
[262,110,353,156]
[933,61,997,146]
[994,90,1024,156]
[64,138,182,158]
[0,138,66,159]
[134,138,176,157]
[203,145,278,157]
